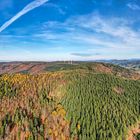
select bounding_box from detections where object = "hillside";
[0,62,140,80]
[98,59,140,73]
[0,63,139,140]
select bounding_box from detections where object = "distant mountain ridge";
[0,61,140,80]
[97,59,140,72]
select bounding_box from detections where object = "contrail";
[0,0,49,33]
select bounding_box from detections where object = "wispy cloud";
[71,53,93,57]
[1,12,140,60]
[45,3,66,15]
[39,13,140,59]
[33,12,140,48]
[72,13,140,47]
[71,53,100,57]
[0,0,49,33]
[127,3,140,10]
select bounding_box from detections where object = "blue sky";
[0,0,140,61]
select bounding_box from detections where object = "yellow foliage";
[48,129,52,135]
[77,124,80,130]
[61,134,65,140]
[52,111,57,116]
[56,104,63,111]
[54,130,58,136]
[58,108,66,116]
[25,131,30,138]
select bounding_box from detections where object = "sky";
[0,0,140,61]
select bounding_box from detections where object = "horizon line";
[0,58,140,63]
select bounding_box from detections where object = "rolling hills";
[0,61,140,80]
[0,62,139,140]
[97,59,140,73]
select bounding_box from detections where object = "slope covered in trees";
[0,63,139,140]
[61,71,140,140]
[0,62,140,80]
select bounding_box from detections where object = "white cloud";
[0,0,49,33]
[33,13,140,49]
[127,3,140,10]
[45,3,66,15]
[1,12,140,60]
[76,14,140,47]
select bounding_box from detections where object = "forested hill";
[0,63,139,140]
[97,59,140,73]
[0,62,140,80]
